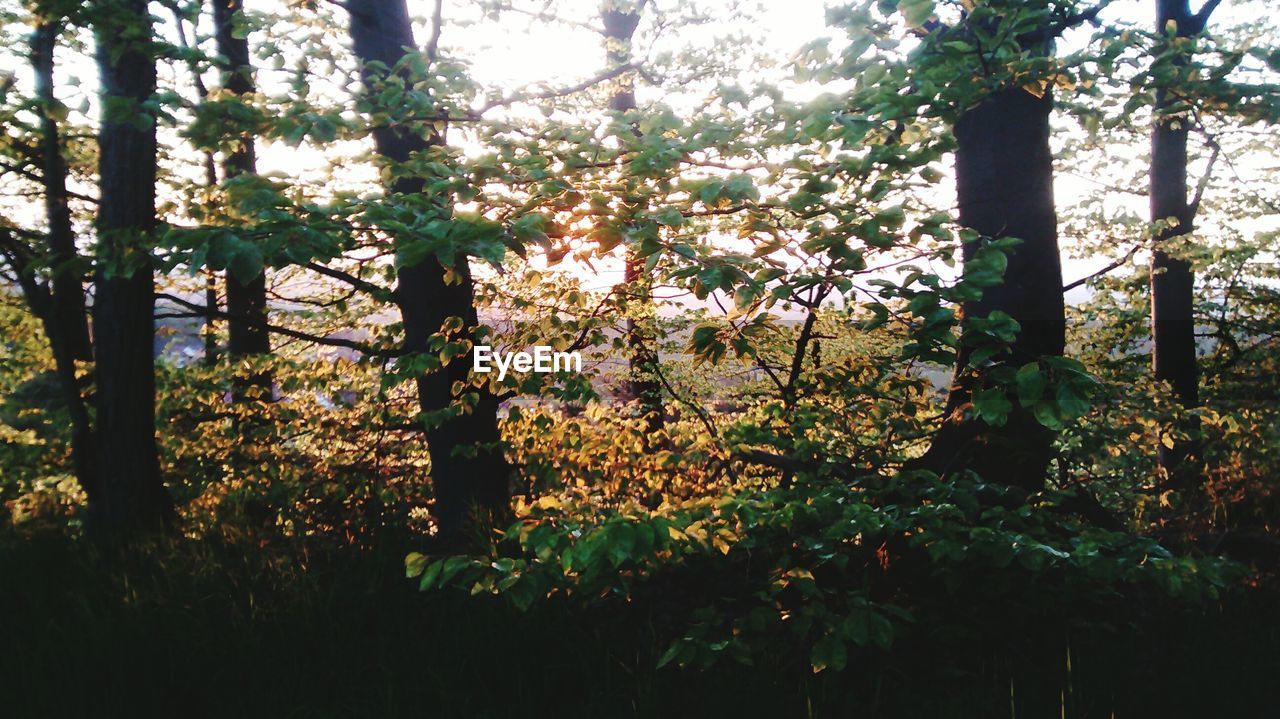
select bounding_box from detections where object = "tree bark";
[213,0,272,399]
[27,18,99,504]
[91,0,172,532]
[1150,0,1214,472]
[347,0,510,540]
[915,87,1065,492]
[33,20,93,362]
[602,2,663,435]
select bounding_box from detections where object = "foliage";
[1,0,1279,714]
[411,472,1240,673]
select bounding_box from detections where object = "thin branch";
[424,0,444,62]
[474,62,638,115]
[161,0,211,99]
[0,160,98,204]
[156,293,394,356]
[732,448,855,481]
[484,1,603,34]
[1192,0,1225,32]
[304,261,392,300]
[1063,245,1142,292]
[1046,0,1116,38]
[0,227,53,317]
[1188,133,1222,219]
[783,308,819,408]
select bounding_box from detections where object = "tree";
[902,1,1110,491]
[0,4,99,505]
[916,84,1065,491]
[212,0,273,399]
[345,0,510,540]
[1147,0,1223,472]
[32,11,92,364]
[600,0,664,434]
[91,0,172,531]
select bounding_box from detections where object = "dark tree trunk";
[213,0,272,399]
[198,147,216,365]
[347,0,510,540]
[33,20,92,362]
[27,19,99,503]
[915,88,1065,492]
[602,3,663,434]
[91,0,172,532]
[1150,0,1215,472]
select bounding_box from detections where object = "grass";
[2,530,1278,718]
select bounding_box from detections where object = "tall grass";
[2,531,1276,718]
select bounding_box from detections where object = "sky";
[252,0,1269,303]
[2,0,1274,313]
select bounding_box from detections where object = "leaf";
[229,243,265,284]
[898,0,935,28]
[405,552,428,578]
[811,635,847,673]
[860,64,889,87]
[418,560,443,591]
[698,180,724,205]
[1033,402,1064,430]
[653,207,685,227]
[657,642,683,668]
[972,388,1012,426]
[1055,382,1090,419]
[1015,363,1046,406]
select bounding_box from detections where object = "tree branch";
[0,226,53,318]
[0,159,98,204]
[156,292,395,356]
[1192,0,1225,33]
[783,308,818,408]
[1043,0,1116,39]
[304,261,392,300]
[424,0,444,62]
[474,62,638,115]
[1188,133,1222,219]
[1063,245,1142,292]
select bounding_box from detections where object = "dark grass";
[3,532,1278,718]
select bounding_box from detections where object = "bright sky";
[3,0,1274,311]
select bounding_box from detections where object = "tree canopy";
[2,0,1279,715]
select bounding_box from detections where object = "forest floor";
[3,530,1279,718]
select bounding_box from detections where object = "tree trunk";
[347,0,510,540]
[602,3,663,435]
[28,19,98,504]
[91,0,172,532]
[1150,0,1213,472]
[213,0,272,399]
[33,20,92,362]
[916,87,1065,492]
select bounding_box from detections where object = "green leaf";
[419,559,444,591]
[898,0,935,28]
[1015,363,1046,406]
[654,207,685,227]
[657,642,683,669]
[972,387,1012,426]
[229,243,264,284]
[1032,401,1064,430]
[811,635,847,673]
[1055,382,1090,419]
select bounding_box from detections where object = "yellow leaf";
[405,552,427,578]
